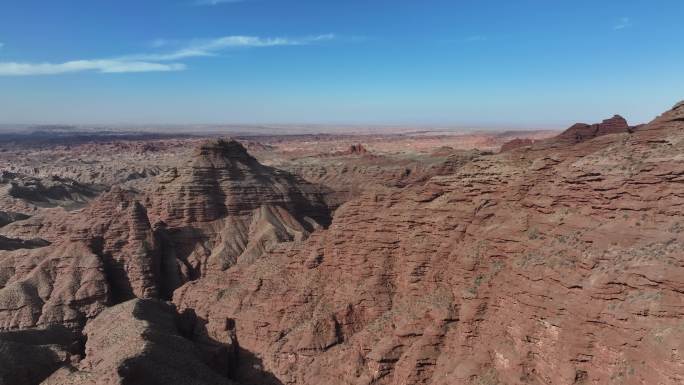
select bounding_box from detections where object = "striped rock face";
[174,106,684,385]
[1,105,683,385]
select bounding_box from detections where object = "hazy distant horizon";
[0,112,667,133]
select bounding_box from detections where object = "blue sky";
[0,0,682,127]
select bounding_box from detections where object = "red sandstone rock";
[499,138,535,152]
[143,139,331,283]
[345,144,369,155]
[0,326,82,385]
[0,241,108,330]
[556,114,630,144]
[2,187,164,302]
[0,211,30,228]
[0,106,683,385]
[173,106,684,385]
[42,299,236,385]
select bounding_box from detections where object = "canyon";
[0,104,682,385]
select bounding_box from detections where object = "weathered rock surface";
[174,106,684,385]
[0,211,30,228]
[0,139,333,336]
[0,171,101,212]
[145,139,331,281]
[2,188,163,303]
[1,105,683,385]
[345,144,369,155]
[0,241,108,331]
[42,299,236,385]
[0,187,165,331]
[0,235,50,251]
[556,114,630,144]
[0,326,83,385]
[280,149,465,207]
[499,138,535,152]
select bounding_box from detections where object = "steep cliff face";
[0,241,108,331]
[150,139,330,224]
[556,115,631,144]
[0,171,101,213]
[0,187,164,335]
[1,105,683,385]
[145,139,332,282]
[42,299,237,385]
[0,139,333,336]
[1,187,163,303]
[499,138,536,152]
[174,105,684,385]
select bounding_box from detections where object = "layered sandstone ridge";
[499,138,535,152]
[0,187,162,316]
[145,139,331,279]
[1,106,683,385]
[0,241,108,331]
[556,114,631,143]
[174,105,684,385]
[151,139,329,224]
[500,115,631,153]
[0,139,331,336]
[42,299,236,385]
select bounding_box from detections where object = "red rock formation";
[0,139,332,335]
[173,105,684,385]
[0,235,49,250]
[499,138,535,152]
[556,114,630,144]
[145,139,331,282]
[0,241,108,330]
[6,188,163,302]
[346,144,369,155]
[0,186,166,334]
[43,299,236,385]
[0,326,82,385]
[1,106,683,385]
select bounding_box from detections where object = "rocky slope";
[143,139,331,283]
[499,138,536,152]
[0,171,102,213]
[0,138,332,337]
[0,241,109,331]
[42,299,236,385]
[0,326,83,385]
[0,187,162,311]
[173,103,684,385]
[0,104,683,385]
[278,147,484,207]
[555,114,631,144]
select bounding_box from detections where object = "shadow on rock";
[178,308,284,385]
[0,325,83,385]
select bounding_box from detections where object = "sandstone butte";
[0,102,682,385]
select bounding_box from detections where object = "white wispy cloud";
[0,34,334,76]
[613,17,632,30]
[126,34,335,61]
[193,0,244,5]
[0,42,4,49]
[0,60,185,76]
